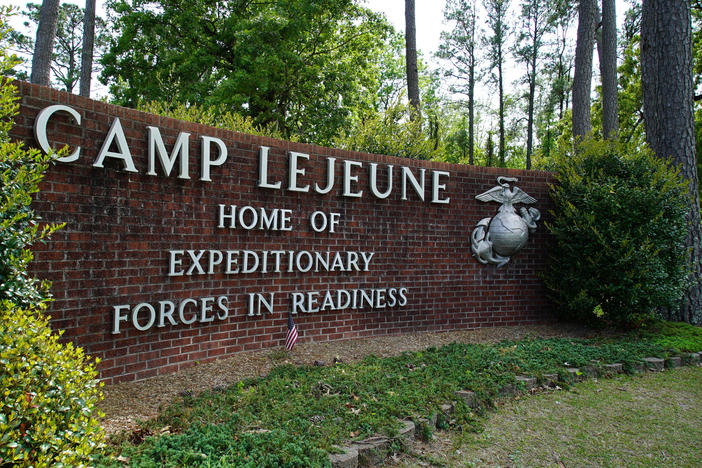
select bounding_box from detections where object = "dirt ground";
[99,323,592,436]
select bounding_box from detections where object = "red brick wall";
[10,82,555,384]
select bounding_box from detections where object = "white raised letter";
[315,157,336,194]
[178,298,198,324]
[401,167,425,201]
[216,296,229,320]
[132,303,156,331]
[158,300,177,327]
[432,170,450,204]
[34,105,81,162]
[343,160,363,198]
[168,250,185,276]
[146,126,190,179]
[360,252,375,271]
[200,136,227,181]
[369,164,393,199]
[112,304,130,334]
[288,151,310,192]
[291,292,306,314]
[94,118,138,172]
[258,146,282,189]
[200,297,215,323]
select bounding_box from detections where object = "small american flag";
[285,313,298,351]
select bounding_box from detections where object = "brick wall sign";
[11,82,555,384]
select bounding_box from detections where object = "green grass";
[443,366,702,468]
[638,320,702,352]
[96,324,702,467]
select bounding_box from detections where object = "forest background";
[3,0,655,170]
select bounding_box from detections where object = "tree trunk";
[641,0,702,324]
[572,0,597,141]
[31,0,61,86]
[405,0,421,119]
[486,131,494,167]
[79,0,96,97]
[525,12,538,170]
[601,0,619,138]
[526,69,535,169]
[498,44,505,166]
[557,46,565,120]
[469,62,475,165]
[468,4,476,165]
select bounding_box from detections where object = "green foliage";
[543,139,690,327]
[334,101,441,159]
[102,0,392,145]
[0,9,62,307]
[616,21,645,151]
[0,12,104,466]
[138,101,287,141]
[639,320,702,353]
[111,427,329,468]
[0,301,105,467]
[99,325,702,467]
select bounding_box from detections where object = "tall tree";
[617,3,645,148]
[405,0,421,119]
[438,0,478,164]
[485,129,495,166]
[30,0,60,85]
[600,0,619,138]
[12,2,108,93]
[572,0,597,141]
[101,0,391,145]
[79,0,96,97]
[484,0,510,166]
[551,0,577,120]
[536,0,576,159]
[514,0,551,169]
[641,0,702,324]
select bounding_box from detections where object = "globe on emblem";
[488,211,529,257]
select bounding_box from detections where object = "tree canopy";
[101,0,392,145]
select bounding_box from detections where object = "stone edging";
[328,352,702,467]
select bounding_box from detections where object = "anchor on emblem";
[471,176,540,267]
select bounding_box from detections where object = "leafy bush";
[0,10,104,466]
[0,11,61,307]
[543,139,690,327]
[0,301,105,467]
[334,101,441,160]
[138,101,288,141]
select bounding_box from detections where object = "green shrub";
[543,139,689,327]
[334,101,441,160]
[137,100,287,140]
[0,10,104,466]
[0,10,62,307]
[0,301,105,467]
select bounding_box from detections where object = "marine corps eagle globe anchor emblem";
[471,176,540,267]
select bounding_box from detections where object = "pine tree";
[641,0,702,324]
[30,0,60,86]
